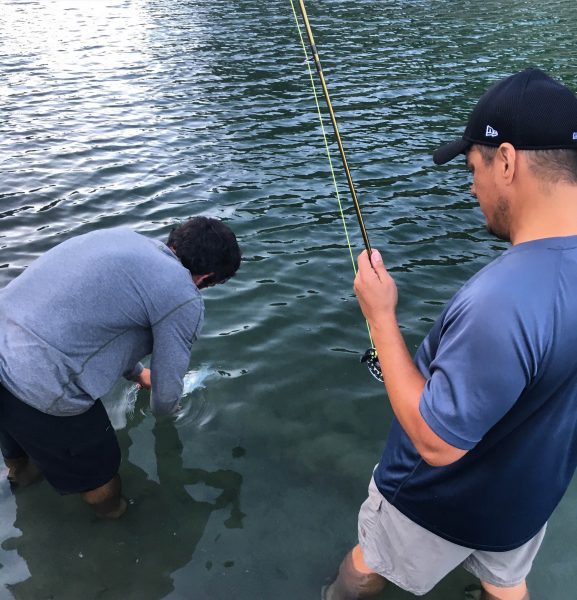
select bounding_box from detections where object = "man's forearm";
[353,249,466,466]
[150,392,181,417]
[370,315,465,466]
[370,315,427,445]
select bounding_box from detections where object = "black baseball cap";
[433,68,577,165]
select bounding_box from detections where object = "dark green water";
[1,0,576,598]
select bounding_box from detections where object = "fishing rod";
[295,0,371,254]
[291,0,383,382]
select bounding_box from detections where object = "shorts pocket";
[359,478,384,543]
[367,476,384,511]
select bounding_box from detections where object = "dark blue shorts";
[0,383,121,495]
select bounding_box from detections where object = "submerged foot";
[99,496,128,519]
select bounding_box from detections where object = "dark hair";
[473,144,577,184]
[472,144,498,164]
[167,217,241,286]
[526,149,577,185]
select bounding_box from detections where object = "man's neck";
[510,184,577,245]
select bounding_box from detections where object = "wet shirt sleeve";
[418,292,539,450]
[149,297,204,416]
[123,362,144,381]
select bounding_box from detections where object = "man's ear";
[496,143,517,185]
[192,273,215,288]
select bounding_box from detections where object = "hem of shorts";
[55,468,120,496]
[377,488,537,552]
[57,471,118,496]
[360,549,430,597]
[462,562,525,589]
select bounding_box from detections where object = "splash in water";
[173,365,214,423]
[105,365,215,430]
[182,365,213,396]
[107,384,139,431]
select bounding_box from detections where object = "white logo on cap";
[573,132,577,141]
[485,125,499,138]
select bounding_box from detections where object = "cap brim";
[433,138,471,165]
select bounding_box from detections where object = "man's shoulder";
[79,227,151,248]
[441,242,568,340]
[461,243,562,305]
[69,228,195,303]
[51,227,153,259]
[77,228,172,264]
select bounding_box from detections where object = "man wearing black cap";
[325,68,577,600]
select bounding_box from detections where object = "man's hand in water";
[136,368,152,390]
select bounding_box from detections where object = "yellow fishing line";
[289,0,357,274]
[289,0,373,345]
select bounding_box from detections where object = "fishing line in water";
[289,0,383,382]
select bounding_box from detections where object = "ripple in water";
[105,365,216,430]
[173,365,216,426]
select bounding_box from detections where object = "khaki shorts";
[358,476,546,596]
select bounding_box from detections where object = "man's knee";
[81,474,126,519]
[325,546,387,600]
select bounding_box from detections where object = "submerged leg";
[81,473,127,519]
[324,545,387,600]
[481,581,529,600]
[465,582,529,600]
[1,427,43,487]
[4,456,44,487]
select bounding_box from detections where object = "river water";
[0,1,576,598]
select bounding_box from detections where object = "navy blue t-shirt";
[374,236,577,551]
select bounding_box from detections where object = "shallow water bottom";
[2,382,576,600]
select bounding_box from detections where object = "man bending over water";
[326,69,577,600]
[0,216,241,518]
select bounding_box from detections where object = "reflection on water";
[1,0,577,598]
[0,0,151,77]
[2,410,244,600]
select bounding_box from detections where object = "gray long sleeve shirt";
[0,228,204,416]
